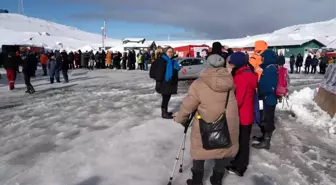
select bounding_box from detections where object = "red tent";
[174,44,210,57]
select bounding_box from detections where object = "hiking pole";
[167,112,196,185]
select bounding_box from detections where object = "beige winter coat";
[174,67,240,160]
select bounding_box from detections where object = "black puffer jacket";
[154,55,179,95]
[3,52,19,70]
[23,54,36,76]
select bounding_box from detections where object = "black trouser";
[296,65,301,73]
[290,64,294,73]
[304,66,310,74]
[42,64,47,75]
[311,66,317,74]
[24,75,32,87]
[263,104,276,133]
[193,158,231,173]
[231,124,252,172]
[62,69,69,82]
[161,94,171,110]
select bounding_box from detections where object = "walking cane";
[167,111,196,185]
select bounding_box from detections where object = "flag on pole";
[103,21,106,39]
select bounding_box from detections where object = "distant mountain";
[0,13,121,51]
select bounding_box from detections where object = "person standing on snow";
[106,51,112,68]
[154,46,180,119]
[295,53,303,73]
[40,52,48,76]
[68,51,75,69]
[143,50,150,71]
[61,51,69,83]
[311,55,318,74]
[48,55,60,84]
[173,44,239,184]
[3,52,19,90]
[23,52,36,94]
[121,52,127,69]
[277,52,285,66]
[252,49,278,150]
[304,55,312,74]
[226,52,258,177]
[289,54,295,74]
[101,50,106,69]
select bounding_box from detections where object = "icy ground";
[0,69,335,185]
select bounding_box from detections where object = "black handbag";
[199,90,232,150]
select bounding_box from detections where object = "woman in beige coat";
[174,44,240,185]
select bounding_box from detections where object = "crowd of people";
[288,53,334,74]
[151,40,298,185]
[0,48,157,93]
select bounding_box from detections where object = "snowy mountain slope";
[0,14,121,51]
[157,18,336,48]
[0,69,335,185]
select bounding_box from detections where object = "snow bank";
[278,87,335,134]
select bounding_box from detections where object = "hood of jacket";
[254,40,268,53]
[199,67,234,93]
[260,49,277,68]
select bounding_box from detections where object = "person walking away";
[89,51,95,70]
[311,55,318,74]
[132,50,136,70]
[106,51,112,68]
[116,51,122,69]
[40,52,48,76]
[296,53,303,73]
[127,50,132,70]
[23,52,36,94]
[154,46,180,119]
[95,51,101,69]
[54,51,62,83]
[137,51,144,70]
[304,55,312,74]
[84,51,90,69]
[173,47,239,185]
[319,54,328,74]
[252,49,278,150]
[61,51,69,83]
[48,55,60,84]
[101,50,106,69]
[68,51,75,69]
[4,52,19,90]
[289,54,295,74]
[121,52,127,69]
[226,52,258,177]
[143,50,150,71]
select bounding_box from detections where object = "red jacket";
[233,66,258,125]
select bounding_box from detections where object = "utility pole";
[101,21,106,50]
[18,0,24,15]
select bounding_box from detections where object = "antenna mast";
[18,0,24,15]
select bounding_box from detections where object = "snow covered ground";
[0,69,335,185]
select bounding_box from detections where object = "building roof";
[244,39,326,48]
[122,38,146,43]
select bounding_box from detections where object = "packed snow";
[0,68,335,185]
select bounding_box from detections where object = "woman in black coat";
[23,52,36,94]
[154,46,181,119]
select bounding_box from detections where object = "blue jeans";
[144,60,149,71]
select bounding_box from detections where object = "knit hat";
[206,54,225,68]
[229,52,247,68]
[211,42,223,55]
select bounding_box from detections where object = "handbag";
[199,90,232,150]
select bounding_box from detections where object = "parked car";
[178,57,206,80]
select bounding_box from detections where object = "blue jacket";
[259,50,278,105]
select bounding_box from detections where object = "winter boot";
[226,166,244,177]
[252,132,272,150]
[253,125,265,142]
[28,86,35,94]
[50,78,54,84]
[186,169,203,185]
[161,109,173,119]
[56,77,61,83]
[210,169,224,185]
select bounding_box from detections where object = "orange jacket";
[40,54,48,65]
[249,40,268,81]
[106,52,112,65]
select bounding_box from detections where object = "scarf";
[162,54,181,82]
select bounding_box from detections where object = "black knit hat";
[212,42,222,55]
